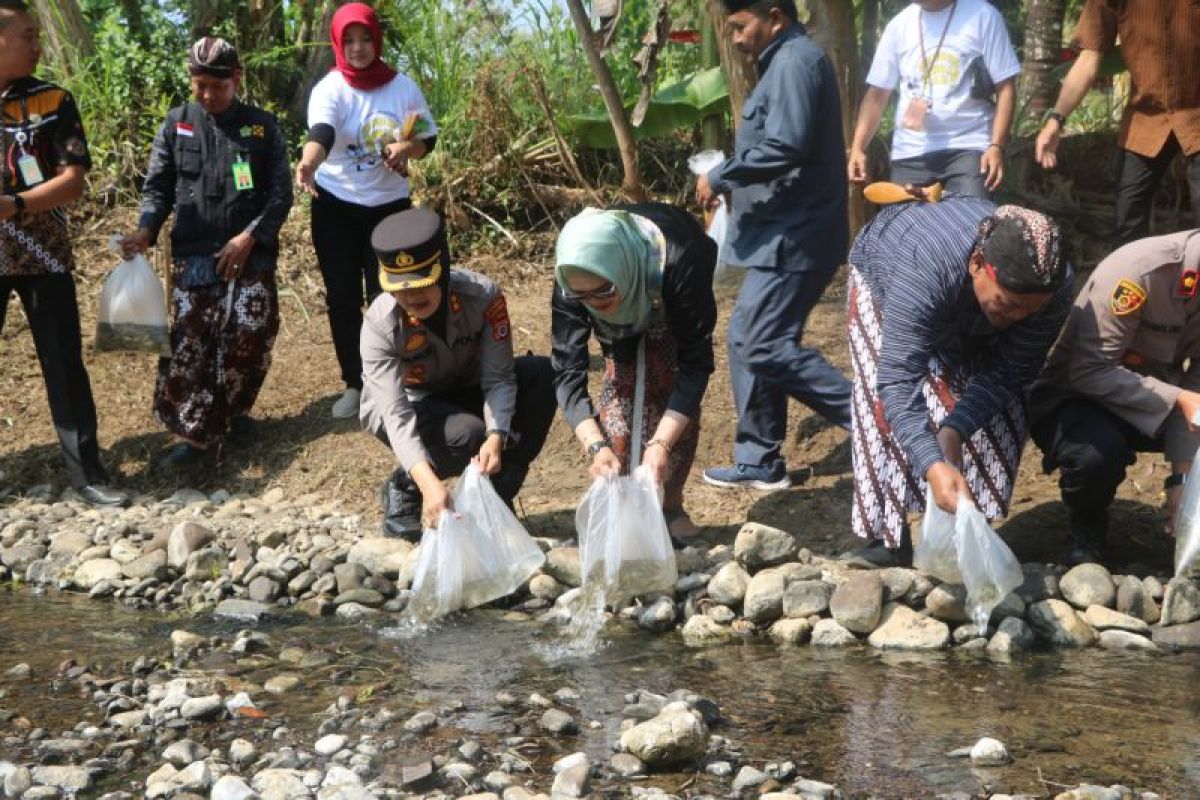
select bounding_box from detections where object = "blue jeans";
[889,148,988,198]
[727,266,852,466]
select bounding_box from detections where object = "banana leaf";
[564,67,729,149]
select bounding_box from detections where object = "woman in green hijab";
[551,204,718,542]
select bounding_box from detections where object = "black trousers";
[0,273,108,488]
[1031,398,1162,526]
[1114,134,1200,245]
[384,356,558,504]
[311,187,412,390]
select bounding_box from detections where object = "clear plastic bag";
[914,487,962,583]
[95,237,168,355]
[1174,449,1200,577]
[407,465,545,622]
[688,150,743,301]
[576,466,678,606]
[954,496,1023,631]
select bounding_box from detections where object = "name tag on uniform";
[17,153,44,186]
[232,159,254,191]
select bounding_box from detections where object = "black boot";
[1062,511,1107,567]
[380,469,422,541]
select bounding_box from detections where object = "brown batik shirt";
[0,76,92,277]
[1074,0,1200,158]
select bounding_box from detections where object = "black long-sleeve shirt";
[551,203,718,429]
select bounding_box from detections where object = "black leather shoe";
[379,473,422,541]
[79,484,129,508]
[161,442,206,471]
[844,528,913,568]
[228,415,258,447]
[1063,512,1107,567]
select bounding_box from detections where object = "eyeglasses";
[561,282,618,303]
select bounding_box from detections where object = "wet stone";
[868,603,950,650]
[925,583,970,623]
[315,733,348,755]
[1083,605,1150,634]
[551,763,589,797]
[1116,575,1161,625]
[544,548,582,587]
[638,596,677,632]
[1160,577,1200,626]
[682,614,733,645]
[732,765,769,792]
[619,707,707,767]
[1097,630,1158,651]
[970,737,1011,766]
[742,569,786,623]
[830,572,883,634]
[733,523,796,570]
[540,709,578,735]
[335,588,385,607]
[707,562,750,607]
[611,752,646,777]
[1060,564,1115,609]
[811,618,858,647]
[1028,599,1097,647]
[987,617,1035,655]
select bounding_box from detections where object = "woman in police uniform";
[121,37,293,469]
[359,207,556,537]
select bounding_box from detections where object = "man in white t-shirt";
[848,0,1020,197]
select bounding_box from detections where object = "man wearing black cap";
[845,196,1073,565]
[121,36,293,469]
[359,208,556,537]
[1031,230,1200,565]
[0,0,126,505]
[696,0,853,492]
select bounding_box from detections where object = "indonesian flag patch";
[176,122,195,137]
[1111,279,1147,316]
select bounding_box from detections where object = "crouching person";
[360,208,556,538]
[1031,230,1200,566]
[847,197,1073,565]
[551,205,718,544]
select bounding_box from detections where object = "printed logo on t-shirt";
[359,111,401,161]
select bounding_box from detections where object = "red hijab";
[330,3,397,91]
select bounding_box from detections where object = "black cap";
[373,207,447,292]
[187,37,241,78]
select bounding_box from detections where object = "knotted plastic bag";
[688,149,742,300]
[576,466,678,606]
[954,496,1023,632]
[407,465,545,622]
[95,237,168,355]
[914,487,961,583]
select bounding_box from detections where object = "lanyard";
[917,1,957,97]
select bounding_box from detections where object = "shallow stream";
[3,589,1198,797]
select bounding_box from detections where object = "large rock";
[49,530,91,557]
[782,580,833,618]
[211,775,257,800]
[1028,599,1097,647]
[924,583,970,623]
[707,562,751,607]
[1151,619,1200,648]
[347,536,413,578]
[123,549,169,581]
[1059,563,1115,609]
[1160,577,1200,626]
[811,618,858,647]
[867,603,950,650]
[167,522,214,570]
[184,548,227,582]
[742,569,785,623]
[682,614,733,645]
[1097,629,1158,651]
[1082,605,1150,634]
[333,562,367,594]
[733,523,796,570]
[619,706,708,767]
[251,768,310,798]
[638,596,677,632]
[73,558,123,590]
[1116,574,1160,624]
[969,737,1012,766]
[30,766,92,792]
[2,542,46,573]
[544,547,581,587]
[214,599,273,622]
[1052,785,1126,800]
[830,572,883,634]
[768,618,811,645]
[551,764,589,798]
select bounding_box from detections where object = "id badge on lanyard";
[15,131,44,187]
[232,156,254,191]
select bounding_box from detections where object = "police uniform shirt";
[359,268,517,472]
[0,77,91,277]
[1031,229,1200,462]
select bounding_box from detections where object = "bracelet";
[1165,473,1187,490]
[646,438,672,455]
[1044,110,1066,129]
[586,439,611,458]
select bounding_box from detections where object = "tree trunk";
[29,0,93,77]
[802,0,865,234]
[289,0,336,124]
[1021,0,1067,124]
[859,0,880,76]
[703,0,756,128]
[562,0,646,200]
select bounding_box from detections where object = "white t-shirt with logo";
[866,0,1020,161]
[307,71,438,207]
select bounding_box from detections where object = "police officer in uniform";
[1031,230,1200,565]
[360,208,556,536]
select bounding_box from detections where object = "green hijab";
[554,209,663,332]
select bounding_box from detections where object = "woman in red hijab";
[295,2,439,420]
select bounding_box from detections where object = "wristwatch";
[6,194,25,220]
[586,439,611,458]
[1045,110,1067,129]
[485,428,509,447]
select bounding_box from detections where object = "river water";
[3,588,1198,797]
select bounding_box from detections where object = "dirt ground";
[0,204,1180,574]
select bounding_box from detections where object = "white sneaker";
[332,388,361,420]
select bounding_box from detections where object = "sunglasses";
[561,281,619,303]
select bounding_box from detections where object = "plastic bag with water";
[954,495,1024,631]
[688,149,743,300]
[1174,446,1200,577]
[95,237,169,355]
[406,465,545,622]
[576,466,678,607]
[914,487,961,583]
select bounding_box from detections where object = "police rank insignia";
[1180,270,1199,299]
[1111,279,1147,315]
[405,332,426,352]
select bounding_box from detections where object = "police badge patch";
[1111,279,1147,316]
